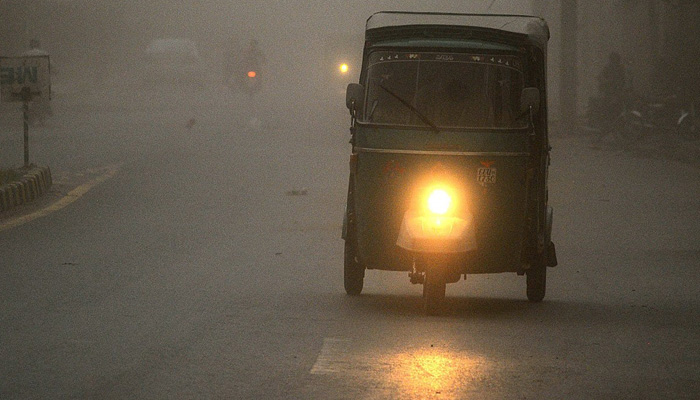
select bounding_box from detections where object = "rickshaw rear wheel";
[526,263,546,302]
[423,270,446,315]
[344,240,364,295]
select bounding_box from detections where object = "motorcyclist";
[226,39,266,93]
[241,39,266,73]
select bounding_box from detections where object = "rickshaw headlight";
[427,189,451,215]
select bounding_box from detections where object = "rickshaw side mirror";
[346,83,365,114]
[520,87,541,116]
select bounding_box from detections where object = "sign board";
[0,56,51,102]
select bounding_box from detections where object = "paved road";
[1,87,698,399]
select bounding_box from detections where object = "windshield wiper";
[378,84,440,133]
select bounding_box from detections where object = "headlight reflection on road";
[384,348,488,397]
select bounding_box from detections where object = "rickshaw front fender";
[545,205,558,267]
[396,210,477,254]
[545,206,553,247]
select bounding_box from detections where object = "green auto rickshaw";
[342,12,558,314]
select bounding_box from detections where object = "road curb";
[0,166,52,213]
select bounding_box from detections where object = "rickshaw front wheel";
[423,270,446,315]
[344,240,364,295]
[526,263,546,302]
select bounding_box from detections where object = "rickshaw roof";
[366,11,549,51]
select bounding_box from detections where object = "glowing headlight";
[427,189,451,215]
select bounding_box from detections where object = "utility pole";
[560,0,578,132]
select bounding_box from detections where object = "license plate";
[477,168,497,183]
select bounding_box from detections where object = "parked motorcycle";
[588,93,698,141]
[677,101,698,140]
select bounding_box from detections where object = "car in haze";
[143,38,207,88]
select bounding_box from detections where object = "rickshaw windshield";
[364,51,526,129]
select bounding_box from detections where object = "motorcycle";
[228,68,262,96]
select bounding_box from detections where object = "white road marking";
[310,337,353,374]
[0,164,121,233]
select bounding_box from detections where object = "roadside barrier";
[0,166,52,213]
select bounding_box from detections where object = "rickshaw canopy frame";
[366,11,549,51]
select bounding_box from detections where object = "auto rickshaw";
[342,12,558,314]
